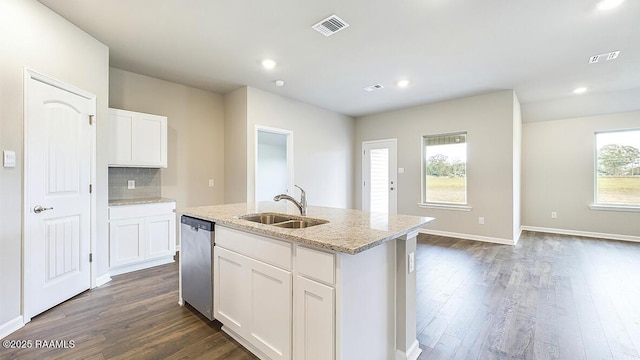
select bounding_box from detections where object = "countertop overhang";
[178,202,434,255]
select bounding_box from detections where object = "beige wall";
[522,111,640,237]
[355,91,519,242]
[246,87,355,208]
[223,87,248,204]
[109,68,225,208]
[0,0,109,330]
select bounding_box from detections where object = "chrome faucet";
[274,185,307,216]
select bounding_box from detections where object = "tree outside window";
[596,130,640,206]
[423,132,467,204]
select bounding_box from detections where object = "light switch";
[127,180,135,189]
[3,151,16,168]
[398,167,405,174]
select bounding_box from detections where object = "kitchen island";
[178,202,434,360]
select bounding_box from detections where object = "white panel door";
[294,275,335,360]
[132,114,165,165]
[362,139,397,214]
[108,111,133,164]
[249,259,292,360]
[25,73,94,319]
[109,218,145,267]
[214,246,249,336]
[147,214,175,259]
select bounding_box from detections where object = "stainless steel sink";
[238,212,328,229]
[239,213,292,224]
[272,219,328,229]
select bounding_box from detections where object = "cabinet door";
[248,259,292,360]
[109,218,145,267]
[214,246,249,337]
[294,276,335,360]
[108,109,133,165]
[146,214,175,259]
[131,113,167,167]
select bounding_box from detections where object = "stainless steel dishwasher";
[180,215,214,320]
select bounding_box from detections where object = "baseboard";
[0,316,24,340]
[95,273,112,287]
[396,339,422,360]
[520,226,640,243]
[109,256,175,276]
[419,229,516,245]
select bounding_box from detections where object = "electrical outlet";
[127,180,135,190]
[479,217,485,225]
[208,179,214,187]
[408,252,415,273]
[551,211,557,219]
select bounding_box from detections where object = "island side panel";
[336,239,396,360]
[396,230,421,360]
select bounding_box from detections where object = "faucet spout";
[273,185,307,216]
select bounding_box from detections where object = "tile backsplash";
[109,167,161,200]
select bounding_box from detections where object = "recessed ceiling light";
[597,0,624,10]
[275,80,285,87]
[573,87,588,94]
[261,59,276,70]
[397,80,410,88]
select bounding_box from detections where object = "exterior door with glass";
[362,139,397,214]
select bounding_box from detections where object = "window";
[595,129,640,206]
[422,132,467,205]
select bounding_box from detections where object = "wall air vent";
[312,14,350,37]
[363,84,384,92]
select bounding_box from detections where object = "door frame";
[254,125,294,202]
[22,69,97,321]
[362,138,398,214]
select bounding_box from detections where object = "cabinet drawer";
[109,202,175,220]
[296,245,335,285]
[216,226,292,270]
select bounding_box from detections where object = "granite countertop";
[109,197,176,206]
[178,202,434,255]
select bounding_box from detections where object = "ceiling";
[38,0,640,119]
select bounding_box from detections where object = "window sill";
[589,204,640,213]
[417,203,472,211]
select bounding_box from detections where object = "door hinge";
[89,115,95,125]
[89,253,93,263]
[89,184,92,193]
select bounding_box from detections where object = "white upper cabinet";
[108,108,167,168]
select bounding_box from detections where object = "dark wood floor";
[2,231,639,359]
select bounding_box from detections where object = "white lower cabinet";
[214,246,292,360]
[109,202,176,275]
[214,226,336,360]
[294,275,335,360]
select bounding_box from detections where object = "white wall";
[0,0,109,334]
[240,87,355,208]
[513,94,522,240]
[522,111,640,237]
[355,91,520,242]
[223,87,248,204]
[109,68,225,208]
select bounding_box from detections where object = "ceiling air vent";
[589,50,620,64]
[312,14,350,37]
[363,84,384,92]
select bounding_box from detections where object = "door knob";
[34,205,53,214]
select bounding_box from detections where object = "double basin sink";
[238,212,329,229]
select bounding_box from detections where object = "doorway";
[362,139,397,214]
[255,126,293,202]
[23,70,96,321]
